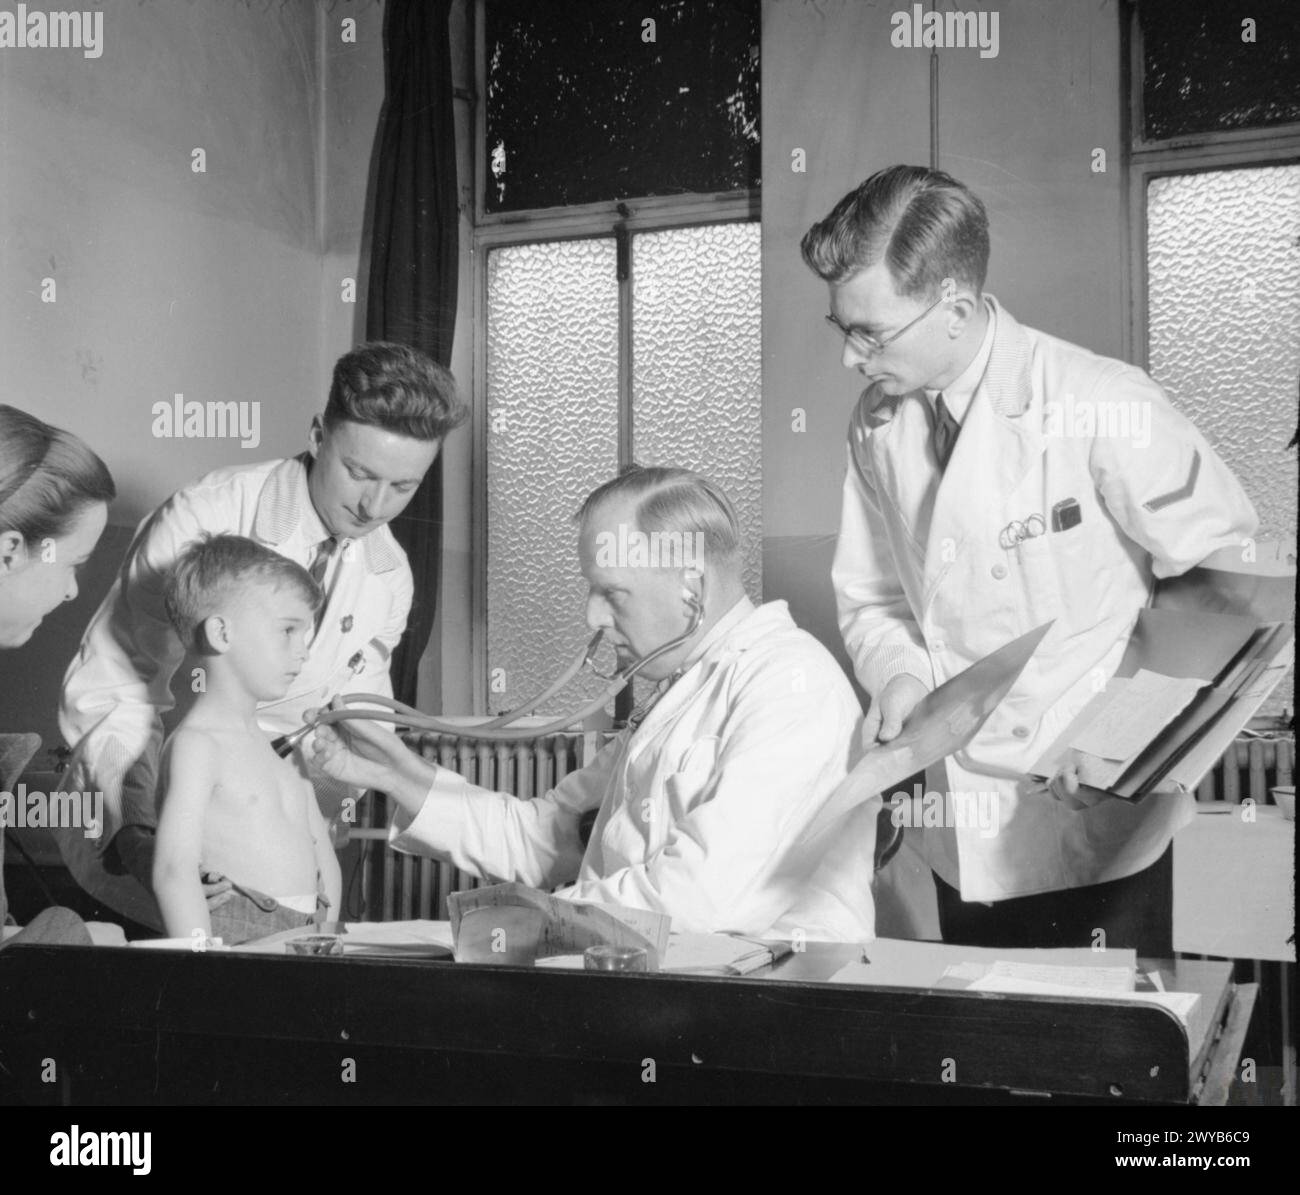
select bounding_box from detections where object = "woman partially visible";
[0,404,115,948]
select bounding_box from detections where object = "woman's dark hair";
[0,405,116,544]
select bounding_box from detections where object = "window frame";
[1123,2,1300,366]
[468,0,759,714]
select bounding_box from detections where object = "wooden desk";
[0,943,1255,1105]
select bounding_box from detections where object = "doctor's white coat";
[390,598,877,939]
[835,297,1258,902]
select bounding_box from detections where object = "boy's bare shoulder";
[160,721,222,769]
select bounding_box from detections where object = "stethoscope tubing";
[279,597,706,750]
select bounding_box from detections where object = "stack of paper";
[1033,609,1294,798]
[1054,669,1209,790]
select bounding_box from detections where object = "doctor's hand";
[1043,749,1112,812]
[308,716,406,791]
[862,674,929,748]
[308,708,431,793]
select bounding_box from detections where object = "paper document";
[963,974,1200,1024]
[1069,671,1207,761]
[449,882,671,967]
[942,960,1135,992]
[1164,634,1294,791]
[830,938,1137,989]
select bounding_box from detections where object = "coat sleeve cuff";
[862,644,933,697]
[387,766,472,857]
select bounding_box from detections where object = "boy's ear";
[307,415,325,459]
[198,613,233,654]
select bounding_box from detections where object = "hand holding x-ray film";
[804,622,1055,841]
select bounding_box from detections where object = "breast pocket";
[1055,514,1123,637]
[1009,532,1063,629]
[617,734,721,856]
[662,736,722,823]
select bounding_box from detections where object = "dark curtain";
[365,0,458,707]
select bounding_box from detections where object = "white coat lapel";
[923,299,1042,598]
[626,659,718,763]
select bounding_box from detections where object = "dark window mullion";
[615,221,634,471]
[614,220,634,725]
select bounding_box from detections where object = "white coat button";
[1012,725,1030,739]
[992,564,1008,579]
[932,641,945,653]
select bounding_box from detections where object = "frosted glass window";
[1147,165,1298,718]
[485,223,762,718]
[486,239,619,715]
[1147,166,1299,544]
[632,222,762,599]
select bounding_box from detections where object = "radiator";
[351,729,618,922]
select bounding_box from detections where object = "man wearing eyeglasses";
[802,165,1258,954]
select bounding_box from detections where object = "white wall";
[0,0,479,744]
[0,0,330,743]
[761,0,1126,678]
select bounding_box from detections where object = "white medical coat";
[390,599,877,939]
[834,297,1258,901]
[57,456,412,925]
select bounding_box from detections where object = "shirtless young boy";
[154,534,341,944]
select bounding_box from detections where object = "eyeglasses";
[825,293,948,358]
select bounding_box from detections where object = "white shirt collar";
[252,455,401,574]
[926,300,997,425]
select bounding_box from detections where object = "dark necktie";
[931,393,960,472]
[308,537,338,632]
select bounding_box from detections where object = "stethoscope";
[272,580,707,754]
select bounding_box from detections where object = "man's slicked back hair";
[575,465,742,572]
[800,165,990,298]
